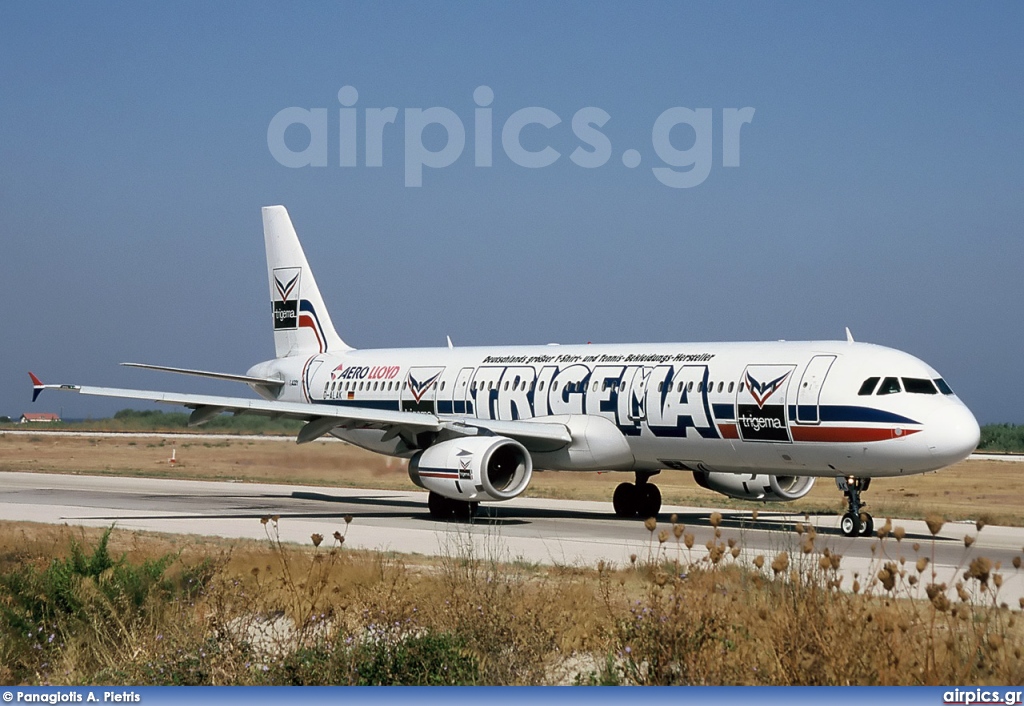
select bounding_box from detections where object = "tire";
[428,491,451,519]
[613,482,636,517]
[858,513,874,537]
[637,484,662,520]
[840,512,857,537]
[451,500,478,521]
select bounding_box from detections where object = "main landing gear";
[428,491,478,521]
[612,471,662,519]
[837,476,874,537]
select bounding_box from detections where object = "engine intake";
[692,471,815,502]
[409,436,533,502]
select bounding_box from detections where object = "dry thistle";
[819,555,831,571]
[655,572,668,586]
[967,556,992,585]
[1014,556,1022,570]
[916,557,929,573]
[714,528,722,539]
[852,579,860,593]
[801,536,814,555]
[684,533,694,549]
[658,530,669,544]
[344,514,353,524]
[878,562,898,592]
[753,554,765,569]
[709,511,722,528]
[311,533,323,547]
[271,514,280,523]
[893,526,906,541]
[731,546,741,559]
[260,516,270,525]
[771,551,789,576]
[924,513,945,536]
[727,537,736,548]
[1019,597,1024,610]
[673,524,684,540]
[956,583,970,602]
[877,517,892,538]
[670,513,678,524]
[993,573,1003,589]
[644,517,658,532]
[964,535,975,548]
[333,531,343,542]
[630,553,637,565]
[908,575,918,586]
[912,542,920,552]
[987,633,1004,651]
[926,582,950,612]
[751,509,759,521]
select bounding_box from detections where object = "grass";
[0,517,1021,685]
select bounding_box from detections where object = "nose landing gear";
[836,476,873,537]
[612,471,662,519]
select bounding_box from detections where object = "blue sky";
[1,2,1021,423]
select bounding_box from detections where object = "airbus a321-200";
[30,206,981,537]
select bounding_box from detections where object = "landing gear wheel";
[840,512,858,537]
[613,482,637,518]
[451,500,478,521]
[637,483,662,519]
[428,491,450,519]
[837,476,872,538]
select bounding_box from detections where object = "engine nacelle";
[692,471,815,502]
[409,436,532,503]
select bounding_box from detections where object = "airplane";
[30,206,981,537]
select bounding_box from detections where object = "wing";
[28,373,571,449]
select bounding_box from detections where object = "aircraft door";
[795,355,836,424]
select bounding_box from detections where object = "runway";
[2,470,1022,607]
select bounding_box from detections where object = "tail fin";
[262,205,351,357]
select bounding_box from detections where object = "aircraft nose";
[926,403,980,468]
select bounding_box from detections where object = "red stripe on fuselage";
[790,427,921,443]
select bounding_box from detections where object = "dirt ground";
[1,432,1020,525]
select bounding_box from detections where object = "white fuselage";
[249,339,979,479]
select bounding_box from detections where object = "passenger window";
[593,381,599,392]
[657,382,663,392]
[728,382,734,393]
[739,382,745,393]
[687,382,694,393]
[858,377,880,396]
[440,381,445,391]
[903,378,938,395]
[503,381,509,391]
[697,382,704,392]
[935,378,954,395]
[717,382,724,393]
[876,377,901,395]
[539,381,545,391]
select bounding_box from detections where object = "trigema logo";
[272,267,301,330]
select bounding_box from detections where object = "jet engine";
[409,436,532,503]
[692,471,815,502]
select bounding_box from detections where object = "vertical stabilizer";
[262,205,350,357]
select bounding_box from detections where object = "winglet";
[29,372,44,402]
[845,327,854,344]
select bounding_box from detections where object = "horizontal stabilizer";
[121,362,284,387]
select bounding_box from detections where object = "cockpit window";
[902,378,938,394]
[876,377,902,395]
[858,377,880,396]
[934,378,954,395]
